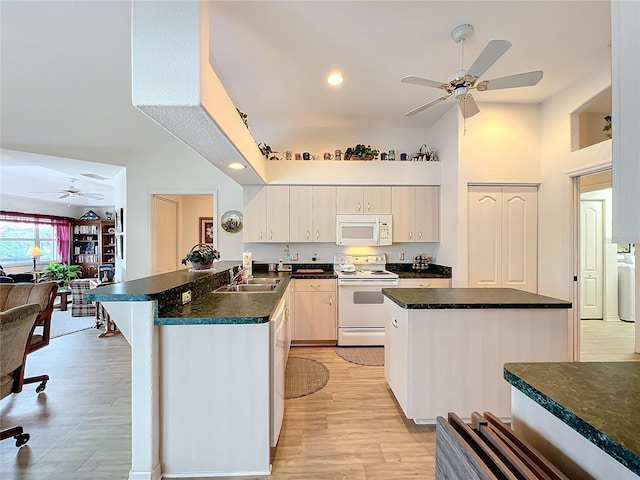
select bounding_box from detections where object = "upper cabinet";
[392,186,440,242]
[336,186,391,214]
[243,186,290,242]
[290,186,336,242]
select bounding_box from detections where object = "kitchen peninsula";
[382,287,571,424]
[505,362,640,480]
[85,262,293,480]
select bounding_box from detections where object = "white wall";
[0,194,91,219]
[539,68,612,302]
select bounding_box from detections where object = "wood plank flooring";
[1,319,637,479]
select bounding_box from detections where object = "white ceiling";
[0,1,611,203]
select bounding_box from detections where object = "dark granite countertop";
[504,362,640,475]
[158,274,292,325]
[382,287,571,309]
[387,262,452,279]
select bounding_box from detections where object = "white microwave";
[336,214,392,246]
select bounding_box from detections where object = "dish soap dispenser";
[242,251,253,278]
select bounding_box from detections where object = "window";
[0,212,72,267]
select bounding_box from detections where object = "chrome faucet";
[230,265,249,285]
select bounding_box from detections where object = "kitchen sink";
[214,283,279,293]
[241,278,282,285]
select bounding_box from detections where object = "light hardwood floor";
[1,320,637,479]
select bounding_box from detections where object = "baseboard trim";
[129,463,162,480]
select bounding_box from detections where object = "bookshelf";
[72,220,115,278]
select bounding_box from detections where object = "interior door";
[468,186,501,288]
[580,200,604,319]
[152,196,178,275]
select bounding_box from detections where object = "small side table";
[55,288,71,311]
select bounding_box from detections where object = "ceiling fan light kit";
[402,23,543,119]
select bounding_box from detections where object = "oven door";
[337,278,399,346]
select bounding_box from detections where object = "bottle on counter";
[242,251,253,278]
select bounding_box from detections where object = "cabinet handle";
[306,230,310,240]
[316,230,320,240]
[392,318,398,328]
[269,231,273,240]
[358,202,361,212]
[418,231,422,239]
[367,202,371,211]
[420,284,430,288]
[311,284,320,288]
[259,231,263,240]
[409,232,413,239]
[329,296,333,306]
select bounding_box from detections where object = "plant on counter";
[344,144,380,160]
[258,142,279,160]
[40,262,81,286]
[236,108,248,128]
[181,243,221,270]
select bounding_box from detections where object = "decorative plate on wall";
[220,210,243,233]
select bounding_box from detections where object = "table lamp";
[27,246,42,271]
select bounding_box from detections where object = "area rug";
[51,308,96,339]
[335,347,384,366]
[285,357,330,399]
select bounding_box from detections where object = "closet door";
[468,187,502,288]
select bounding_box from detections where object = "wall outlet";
[291,253,299,261]
[399,253,405,261]
[182,290,192,305]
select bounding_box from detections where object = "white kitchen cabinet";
[384,303,408,412]
[468,185,538,293]
[336,186,391,214]
[391,186,440,242]
[398,278,451,288]
[292,279,337,344]
[243,186,289,242]
[289,186,336,242]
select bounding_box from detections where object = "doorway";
[577,170,637,360]
[150,193,216,275]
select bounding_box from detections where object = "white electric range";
[334,254,399,346]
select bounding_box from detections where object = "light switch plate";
[182,290,192,305]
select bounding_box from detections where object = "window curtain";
[0,211,73,263]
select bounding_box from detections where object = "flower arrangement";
[344,144,380,160]
[181,244,220,270]
[603,115,612,139]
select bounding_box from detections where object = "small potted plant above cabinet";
[344,144,380,161]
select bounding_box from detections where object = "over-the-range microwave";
[336,214,392,246]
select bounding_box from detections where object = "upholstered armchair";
[1,303,41,447]
[70,279,96,317]
[0,282,58,393]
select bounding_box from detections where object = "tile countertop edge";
[503,365,640,476]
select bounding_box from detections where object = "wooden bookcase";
[72,220,115,278]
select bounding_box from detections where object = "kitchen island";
[382,287,571,424]
[505,362,640,480]
[85,263,293,480]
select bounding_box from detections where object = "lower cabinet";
[399,278,451,288]
[292,279,337,344]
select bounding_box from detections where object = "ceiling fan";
[401,24,543,119]
[31,178,105,200]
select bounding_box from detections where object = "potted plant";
[41,262,81,286]
[237,108,248,128]
[344,144,380,161]
[603,115,612,139]
[181,244,221,270]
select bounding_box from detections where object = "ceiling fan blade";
[401,75,447,89]
[482,70,543,90]
[465,40,511,79]
[458,94,480,119]
[84,193,105,200]
[59,193,70,199]
[403,94,452,116]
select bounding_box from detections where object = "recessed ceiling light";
[228,162,245,170]
[327,72,343,86]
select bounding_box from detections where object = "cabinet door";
[414,186,440,242]
[336,186,363,214]
[243,186,267,242]
[392,187,415,242]
[364,186,391,214]
[293,280,337,342]
[399,278,451,288]
[384,300,409,414]
[312,186,336,242]
[266,186,290,242]
[289,186,313,242]
[468,186,538,292]
[501,187,537,293]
